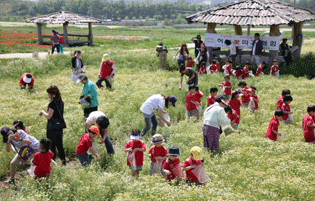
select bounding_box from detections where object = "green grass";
[1,40,315,200]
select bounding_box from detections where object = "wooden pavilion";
[185,0,315,62]
[26,11,102,46]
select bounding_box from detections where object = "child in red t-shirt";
[76,126,101,166]
[248,86,259,112]
[277,89,291,110]
[125,129,146,177]
[223,60,233,76]
[182,146,204,185]
[219,75,232,100]
[209,60,217,73]
[270,60,279,77]
[148,134,168,175]
[207,87,218,107]
[266,110,284,141]
[186,57,195,68]
[199,62,207,75]
[302,105,315,143]
[31,138,56,180]
[186,85,200,119]
[224,105,240,130]
[281,95,293,123]
[256,61,266,76]
[242,62,250,79]
[162,146,182,183]
[214,57,220,72]
[235,66,243,80]
[228,91,241,118]
[195,86,204,112]
[238,81,250,107]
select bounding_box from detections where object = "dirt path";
[0,51,71,59]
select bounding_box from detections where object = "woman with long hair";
[39,85,66,165]
[174,43,189,67]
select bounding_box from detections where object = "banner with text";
[205,33,281,51]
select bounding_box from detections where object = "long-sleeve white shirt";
[203,102,230,129]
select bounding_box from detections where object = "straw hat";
[151,134,164,144]
[102,54,109,62]
[190,146,203,160]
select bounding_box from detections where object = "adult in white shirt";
[202,96,230,151]
[251,33,264,67]
[85,111,114,155]
[140,94,177,136]
[225,40,237,63]
[174,44,189,67]
[1,127,39,184]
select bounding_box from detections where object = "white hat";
[23,74,32,83]
[130,131,140,140]
[76,73,88,84]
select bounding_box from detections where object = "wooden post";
[234,25,243,62]
[293,22,303,59]
[247,25,250,36]
[269,25,280,64]
[63,22,69,47]
[206,23,217,59]
[88,22,93,46]
[36,23,43,45]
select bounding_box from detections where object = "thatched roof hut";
[27,11,102,46]
[185,0,315,61]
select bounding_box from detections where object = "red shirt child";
[186,92,198,111]
[277,96,283,110]
[241,86,250,104]
[270,65,279,76]
[303,114,315,143]
[32,150,54,178]
[249,93,259,109]
[215,62,220,72]
[199,66,207,75]
[207,95,216,107]
[219,80,232,96]
[194,89,203,105]
[266,116,281,141]
[20,73,34,88]
[235,69,243,80]
[125,139,146,166]
[59,36,65,45]
[281,103,291,120]
[256,64,263,76]
[163,158,180,182]
[76,133,94,155]
[186,60,195,68]
[227,109,240,124]
[148,145,168,163]
[242,66,249,79]
[183,156,202,183]
[226,64,233,76]
[209,64,216,73]
[228,97,241,116]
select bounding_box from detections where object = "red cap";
[201,44,205,47]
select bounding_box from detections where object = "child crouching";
[149,134,168,175]
[182,146,204,185]
[125,129,146,177]
[162,146,182,183]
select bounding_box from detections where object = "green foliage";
[281,52,315,77]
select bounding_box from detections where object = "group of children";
[124,130,206,185]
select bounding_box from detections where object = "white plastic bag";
[87,141,98,155]
[191,165,210,183]
[127,152,136,170]
[172,164,185,178]
[288,114,293,122]
[248,97,255,110]
[152,160,163,175]
[164,113,170,127]
[223,124,236,136]
[194,58,199,64]
[275,71,280,78]
[249,71,255,77]
[79,98,90,109]
[220,86,226,96]
[277,130,285,142]
[27,163,35,177]
[223,65,229,75]
[182,83,189,91]
[108,77,114,84]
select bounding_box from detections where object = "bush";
[281,52,315,77]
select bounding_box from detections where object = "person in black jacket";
[251,33,263,67]
[71,50,85,83]
[279,38,292,66]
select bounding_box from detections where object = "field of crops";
[1,24,315,200]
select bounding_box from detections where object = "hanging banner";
[204,33,281,51]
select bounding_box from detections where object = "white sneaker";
[4,177,15,184]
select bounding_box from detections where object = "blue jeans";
[140,112,158,136]
[77,152,90,166]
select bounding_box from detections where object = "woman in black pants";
[39,85,66,165]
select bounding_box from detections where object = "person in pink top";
[270,59,279,77]
[238,81,250,107]
[218,75,232,100]
[20,73,34,89]
[32,138,56,180]
[228,91,241,118]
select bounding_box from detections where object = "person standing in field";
[51,30,60,54]
[195,44,209,70]
[156,42,168,70]
[174,44,189,67]
[251,33,263,67]
[58,34,65,54]
[140,94,177,136]
[19,73,34,89]
[225,40,237,63]
[266,110,284,141]
[71,51,85,83]
[202,95,230,151]
[96,54,116,89]
[39,85,66,166]
[279,38,292,66]
[191,35,203,58]
[77,74,99,118]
